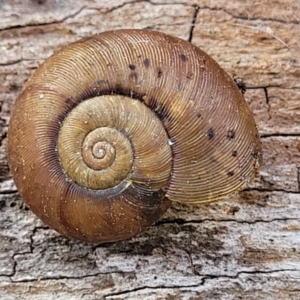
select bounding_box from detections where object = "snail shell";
[8,29,262,243]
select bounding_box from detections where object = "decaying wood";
[0,1,299,299]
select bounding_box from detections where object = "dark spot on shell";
[129,72,138,81]
[129,64,136,70]
[186,71,193,79]
[207,128,214,140]
[179,54,188,62]
[252,152,258,160]
[157,68,163,78]
[196,112,201,118]
[227,171,234,177]
[143,58,150,68]
[232,150,238,157]
[227,130,235,139]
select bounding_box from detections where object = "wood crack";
[156,217,300,226]
[195,5,299,25]
[101,269,300,298]
[0,6,86,32]
[188,4,199,42]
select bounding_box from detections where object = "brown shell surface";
[8,29,262,243]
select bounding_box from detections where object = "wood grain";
[0,1,299,299]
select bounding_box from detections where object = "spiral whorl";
[58,95,172,191]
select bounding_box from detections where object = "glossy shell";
[8,29,262,243]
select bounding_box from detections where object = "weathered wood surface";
[0,0,299,299]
